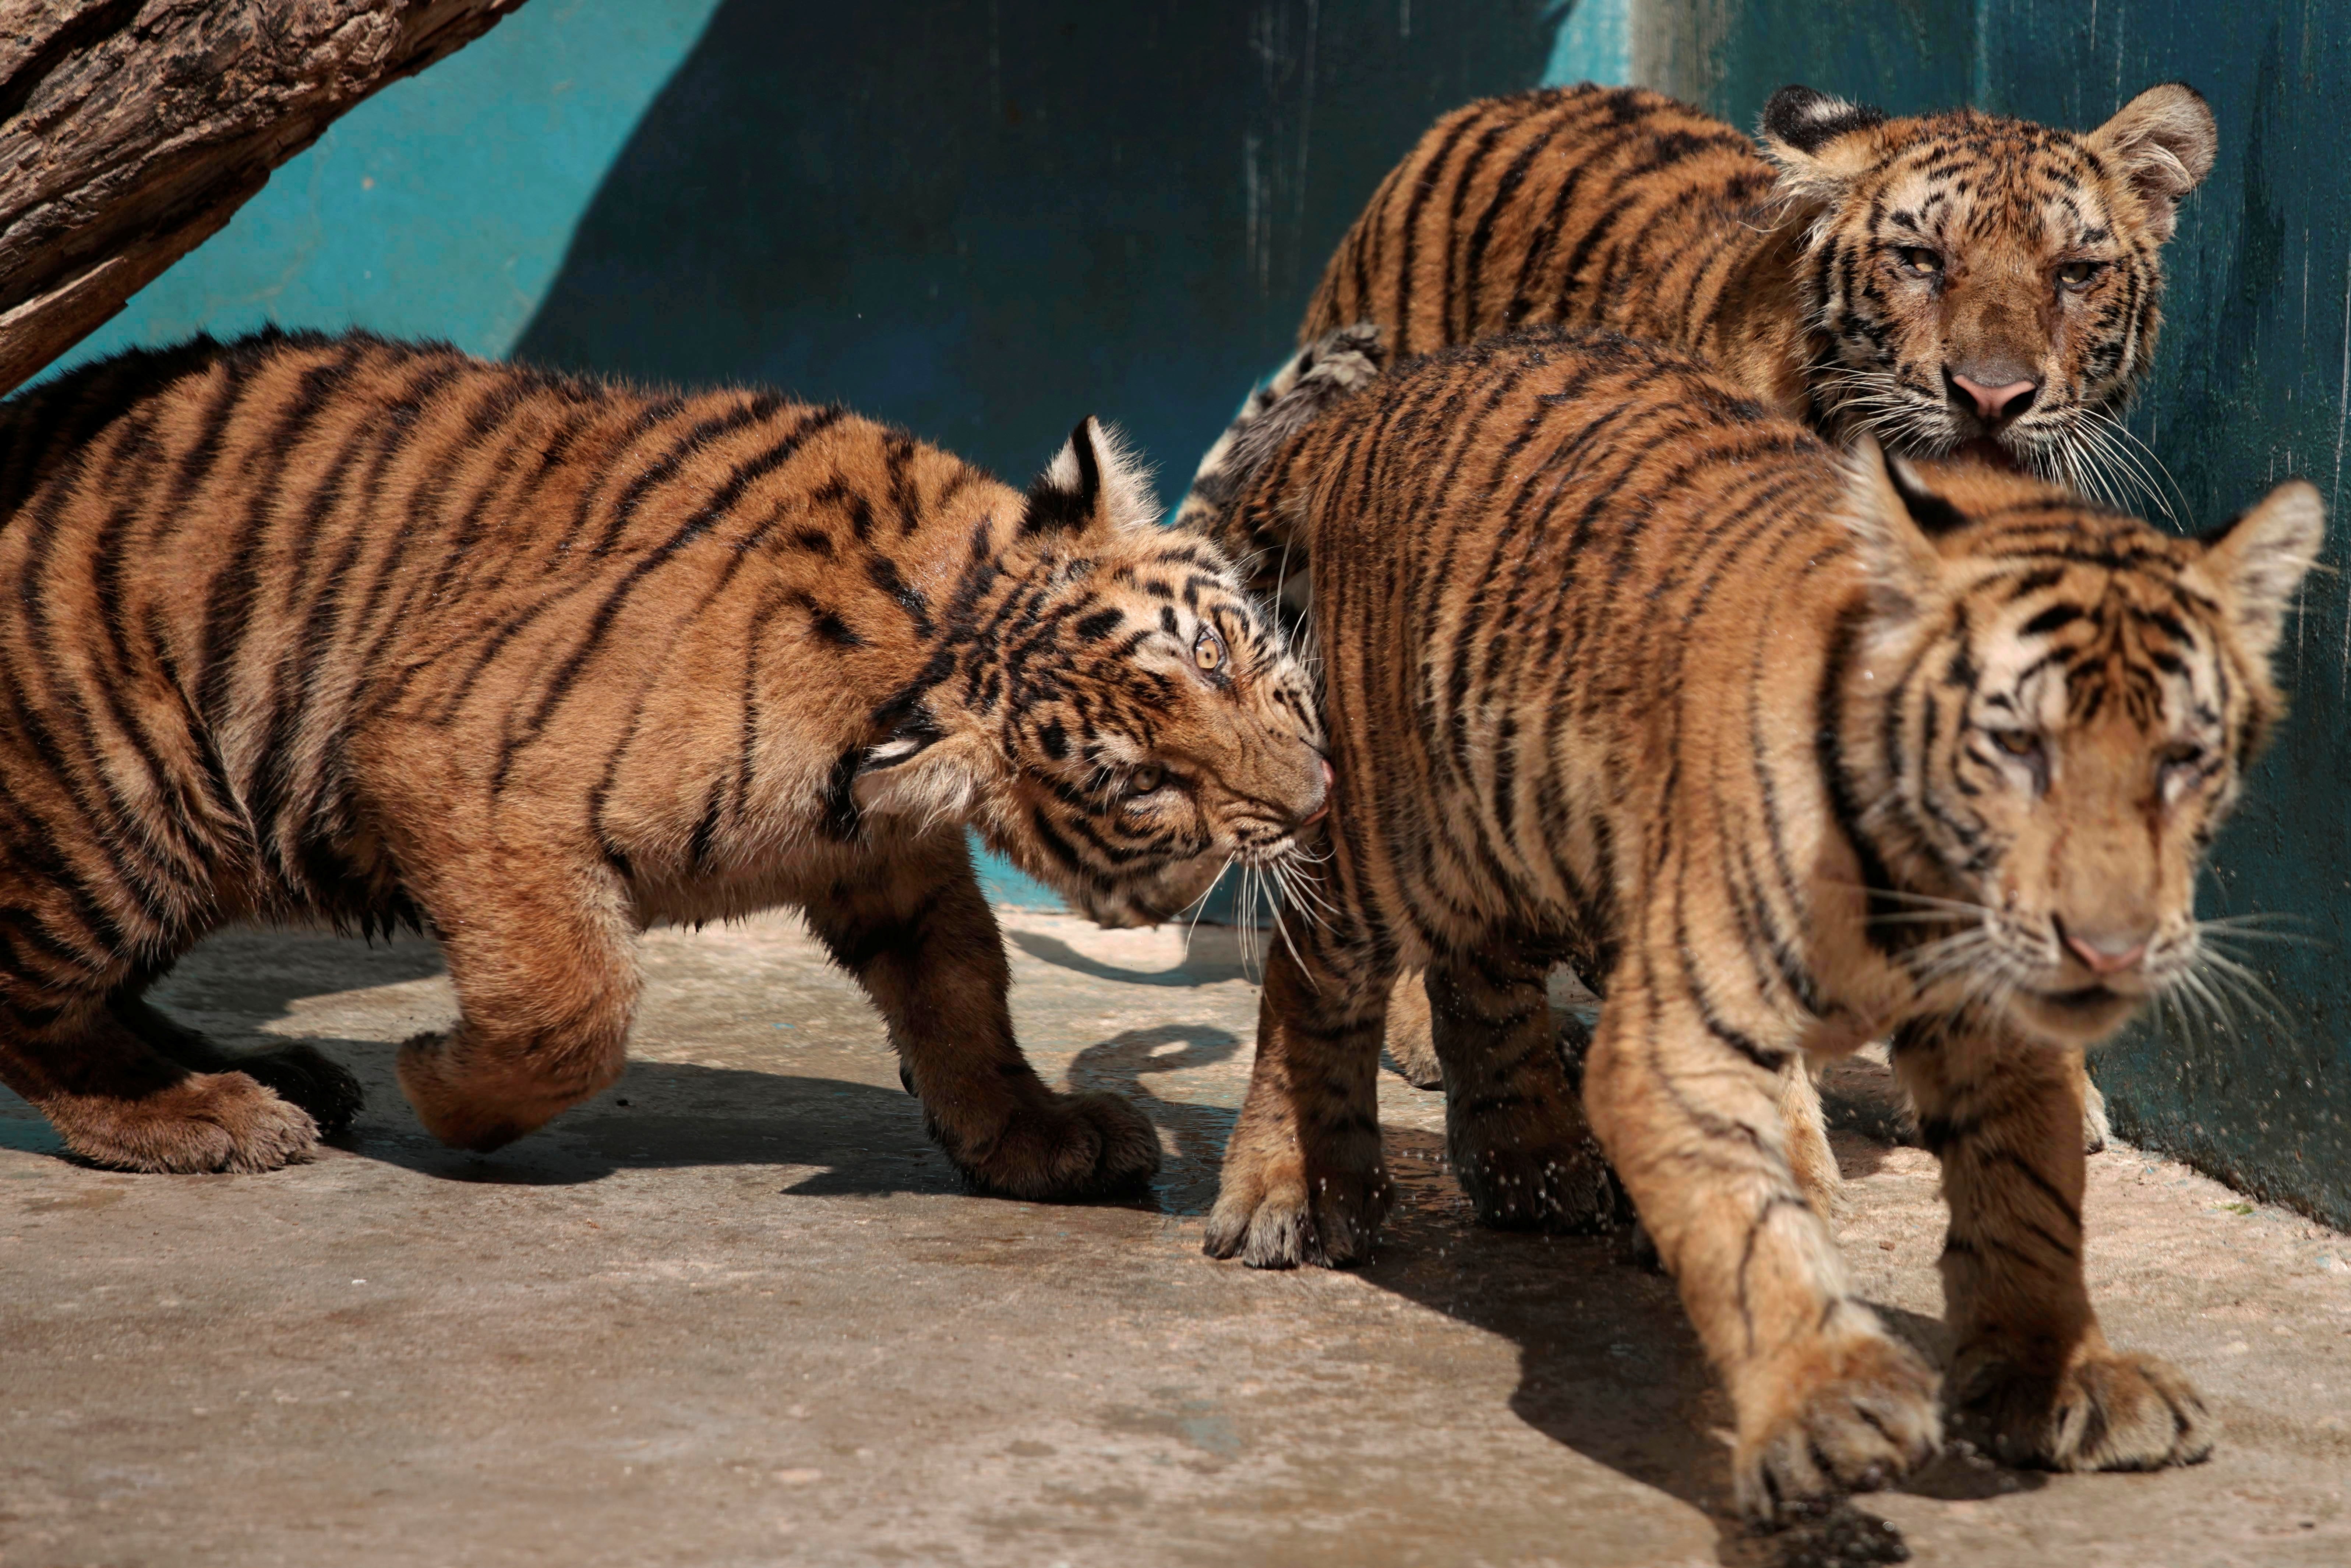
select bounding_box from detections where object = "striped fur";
[1295,81,2216,505]
[0,331,1326,1190]
[1199,329,2320,1518]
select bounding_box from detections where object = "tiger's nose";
[2055,915,2151,976]
[1948,369,2039,423]
[1300,756,1335,827]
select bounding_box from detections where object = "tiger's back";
[1302,86,1798,400]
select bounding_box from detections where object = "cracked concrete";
[2,911,2347,1567]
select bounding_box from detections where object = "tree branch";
[0,0,532,396]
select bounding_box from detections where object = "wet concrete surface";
[1,911,2346,1567]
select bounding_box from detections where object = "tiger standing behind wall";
[1199,328,2320,1518]
[0,330,1327,1192]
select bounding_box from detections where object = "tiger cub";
[0,330,1327,1195]
[1199,328,2319,1516]
[1299,80,2216,495]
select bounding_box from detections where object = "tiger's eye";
[1194,626,1225,672]
[1127,764,1165,796]
[2056,260,2102,290]
[1896,246,1944,276]
[1993,730,2042,757]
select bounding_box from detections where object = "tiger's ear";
[2200,479,2325,663]
[2088,83,2217,244]
[851,728,991,822]
[1758,85,1889,209]
[1843,438,1967,615]
[1021,416,1161,541]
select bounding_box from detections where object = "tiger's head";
[1841,445,2322,1047]
[857,418,1329,928]
[1761,83,2217,500]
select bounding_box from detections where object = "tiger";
[1294,79,2217,507]
[1194,327,2320,1518]
[0,329,1328,1196]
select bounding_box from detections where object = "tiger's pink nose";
[2059,921,2149,977]
[1300,756,1335,827]
[1950,372,2038,421]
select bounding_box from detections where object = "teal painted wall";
[1979,2,2351,1228]
[1669,0,2351,1225]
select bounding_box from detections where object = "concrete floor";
[2,911,2347,1568]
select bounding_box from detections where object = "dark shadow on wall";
[512,0,1558,488]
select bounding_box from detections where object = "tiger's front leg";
[808,833,1159,1202]
[1203,931,1394,1268]
[1895,1020,2211,1472]
[1584,979,1941,1521]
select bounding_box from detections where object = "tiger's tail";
[1171,322,1384,608]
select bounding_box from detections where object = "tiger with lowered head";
[1198,328,2320,1518]
[0,330,1327,1195]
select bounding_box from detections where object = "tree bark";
[0,0,531,398]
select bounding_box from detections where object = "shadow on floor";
[1006,927,1256,988]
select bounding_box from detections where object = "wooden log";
[0,0,531,397]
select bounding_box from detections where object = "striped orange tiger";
[0,329,1326,1193]
[1197,327,2319,1516]
[1298,79,2216,499]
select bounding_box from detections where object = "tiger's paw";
[226,1044,364,1136]
[1453,1131,1622,1233]
[2082,1079,2113,1155]
[396,1030,589,1154]
[1952,1349,2212,1472]
[1382,975,1445,1090]
[1735,1321,1943,1523]
[1202,1153,1392,1268]
[53,1072,320,1174]
[943,1090,1160,1201]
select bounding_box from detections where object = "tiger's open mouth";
[1954,437,2027,474]
[2037,983,2121,1011]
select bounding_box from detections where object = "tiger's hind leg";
[2073,1049,2112,1153]
[1776,1058,1844,1215]
[114,989,363,1136]
[0,1003,321,1173]
[1426,942,1617,1233]
[808,832,1158,1202]
[1895,1020,2210,1473]
[0,855,319,1173]
[391,851,640,1153]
